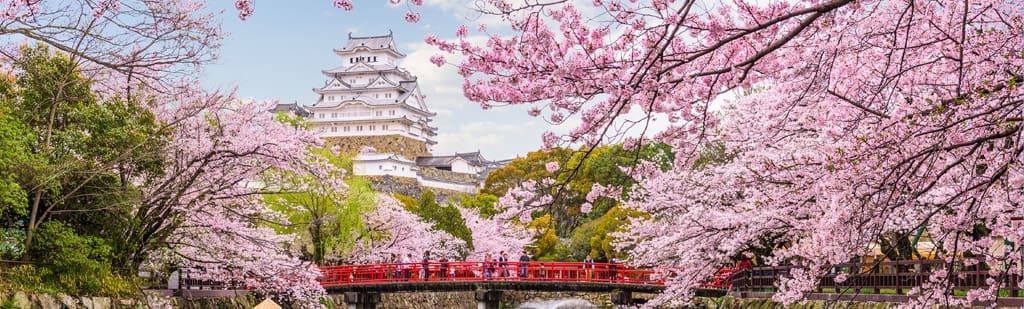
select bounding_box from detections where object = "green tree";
[587,205,648,262]
[405,190,474,251]
[263,149,374,265]
[0,108,32,221]
[483,144,673,235]
[456,193,500,219]
[0,45,163,264]
[482,147,573,198]
[0,107,33,258]
[566,220,597,261]
[527,214,559,259]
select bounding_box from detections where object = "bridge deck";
[324,280,664,293]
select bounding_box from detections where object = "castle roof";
[269,102,311,118]
[416,151,490,167]
[355,152,415,164]
[334,31,405,57]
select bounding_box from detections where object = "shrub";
[29,220,113,276]
[5,220,138,296]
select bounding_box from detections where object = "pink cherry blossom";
[403,11,420,23]
[544,161,560,172]
[455,25,468,38]
[429,54,445,67]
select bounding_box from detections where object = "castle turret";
[306,32,436,158]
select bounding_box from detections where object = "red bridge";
[318,261,666,308]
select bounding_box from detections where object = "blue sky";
[200,1,554,160]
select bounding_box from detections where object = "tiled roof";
[416,151,490,167]
[335,31,405,56]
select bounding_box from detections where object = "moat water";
[516,298,598,309]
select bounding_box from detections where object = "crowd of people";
[376,251,614,281]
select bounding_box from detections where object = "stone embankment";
[693,297,897,309]
[0,291,260,309]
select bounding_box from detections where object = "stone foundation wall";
[323,135,431,159]
[364,175,464,201]
[325,291,625,309]
[693,297,899,309]
[417,167,478,184]
[0,290,263,309]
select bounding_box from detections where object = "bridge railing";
[729,259,1024,297]
[319,262,663,286]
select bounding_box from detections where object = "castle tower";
[306,32,437,158]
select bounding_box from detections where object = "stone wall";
[0,290,261,309]
[363,175,464,201]
[325,291,625,309]
[417,167,477,184]
[323,134,431,159]
[693,297,899,309]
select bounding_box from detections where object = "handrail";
[318,262,664,286]
[726,259,1023,297]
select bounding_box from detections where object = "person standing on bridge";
[388,253,399,280]
[583,254,595,280]
[518,250,530,278]
[483,253,495,279]
[401,253,412,280]
[421,250,431,281]
[439,253,450,280]
[498,251,509,278]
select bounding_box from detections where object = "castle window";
[344,126,350,132]
[389,110,395,116]
[383,124,388,130]
[331,126,337,132]
[329,95,335,101]
[378,165,382,170]
[385,93,392,99]
[370,125,376,131]
[376,111,382,116]
[318,113,324,119]
[331,112,337,118]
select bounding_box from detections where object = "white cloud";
[400,35,489,108]
[434,120,546,159]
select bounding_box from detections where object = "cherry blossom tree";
[460,207,531,261]
[129,85,327,306]
[0,0,222,90]
[345,195,465,263]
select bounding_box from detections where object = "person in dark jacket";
[518,250,530,278]
[421,251,431,281]
[438,253,450,280]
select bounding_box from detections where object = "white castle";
[273,32,506,193]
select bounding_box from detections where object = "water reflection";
[516,298,598,309]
